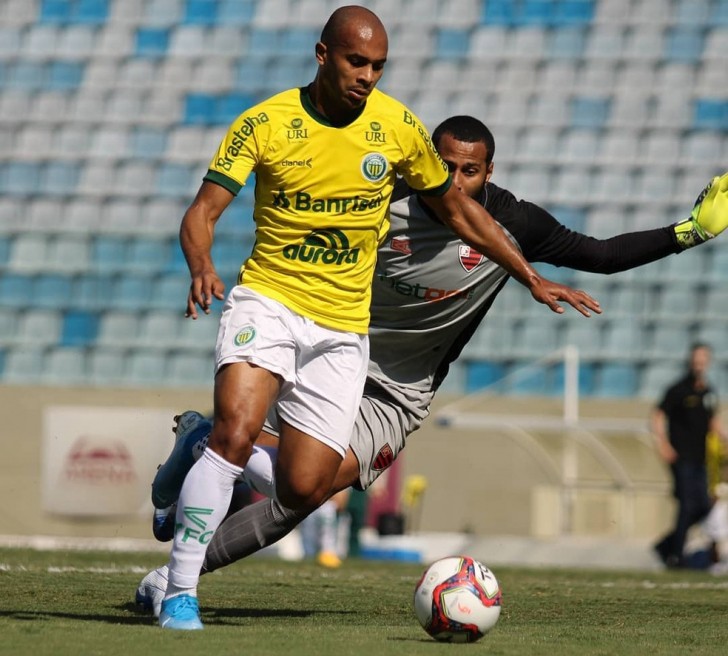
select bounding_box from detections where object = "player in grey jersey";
[137,116,728,614]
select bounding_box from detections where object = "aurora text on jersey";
[204,86,451,334]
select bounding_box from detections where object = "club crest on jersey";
[361,152,388,182]
[458,244,484,272]
[233,325,256,347]
[372,443,394,471]
[391,237,411,254]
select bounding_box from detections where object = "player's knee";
[276,478,330,511]
[207,420,256,467]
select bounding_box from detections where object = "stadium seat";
[639,362,683,398]
[576,62,616,93]
[16,309,63,346]
[508,166,551,202]
[591,170,635,204]
[116,162,156,197]
[594,363,638,398]
[74,0,110,25]
[547,27,586,59]
[57,25,96,59]
[137,311,181,348]
[168,352,214,386]
[651,286,700,318]
[88,349,126,385]
[156,163,194,198]
[47,235,90,273]
[665,27,705,63]
[96,25,134,56]
[218,0,256,25]
[151,274,194,311]
[683,131,722,165]
[465,361,506,393]
[90,127,129,159]
[584,26,624,60]
[130,127,168,159]
[530,94,569,127]
[127,350,167,386]
[601,319,643,358]
[647,324,693,358]
[8,235,48,273]
[140,199,187,236]
[537,61,577,91]
[112,275,155,310]
[127,238,170,274]
[3,348,44,384]
[0,308,17,347]
[143,0,182,27]
[561,129,602,162]
[506,363,551,396]
[61,310,99,347]
[571,96,611,128]
[653,93,692,129]
[508,28,546,60]
[97,311,139,347]
[42,347,87,386]
[74,274,115,311]
[709,248,728,282]
[435,29,470,60]
[34,274,74,309]
[710,0,728,26]
[99,199,142,234]
[495,62,538,92]
[177,315,220,349]
[184,0,219,25]
[136,27,170,57]
[551,168,592,204]
[470,27,508,60]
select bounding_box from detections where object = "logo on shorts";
[361,152,388,182]
[233,325,256,346]
[372,443,394,471]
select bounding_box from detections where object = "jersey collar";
[300,85,367,128]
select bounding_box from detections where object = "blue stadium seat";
[551,361,595,395]
[0,309,17,347]
[279,28,319,56]
[74,0,109,25]
[481,0,515,25]
[552,1,594,26]
[137,311,182,348]
[0,349,5,379]
[15,310,62,346]
[665,28,705,63]
[519,0,553,26]
[674,0,710,26]
[214,93,256,125]
[184,93,216,125]
[235,57,270,93]
[184,0,219,25]
[0,236,9,264]
[465,362,505,393]
[602,320,643,358]
[8,62,47,91]
[48,62,85,91]
[130,127,168,159]
[136,28,170,57]
[594,363,638,398]
[435,30,470,59]
[709,248,728,281]
[639,362,682,398]
[218,0,256,25]
[710,0,728,26]
[42,162,80,196]
[92,237,128,273]
[61,310,99,346]
[34,274,74,309]
[73,274,115,310]
[694,99,728,130]
[40,0,72,23]
[507,363,551,395]
[211,240,245,276]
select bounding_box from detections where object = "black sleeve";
[658,384,679,418]
[485,184,683,274]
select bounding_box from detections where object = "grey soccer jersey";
[366,189,514,423]
[349,180,679,488]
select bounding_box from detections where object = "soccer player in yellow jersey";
[158,6,600,630]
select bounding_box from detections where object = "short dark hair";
[432,115,495,165]
[691,341,712,353]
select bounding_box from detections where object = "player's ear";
[485,161,494,184]
[315,41,327,66]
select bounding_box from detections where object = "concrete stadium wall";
[0,385,675,542]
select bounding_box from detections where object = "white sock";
[239,445,278,501]
[318,499,338,554]
[166,448,242,598]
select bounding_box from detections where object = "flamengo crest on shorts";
[458,244,485,272]
[233,325,256,346]
[372,443,394,471]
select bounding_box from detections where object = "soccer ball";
[413,556,502,643]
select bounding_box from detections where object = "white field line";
[0,534,168,553]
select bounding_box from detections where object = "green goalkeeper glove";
[673,172,728,249]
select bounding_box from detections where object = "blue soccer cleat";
[152,411,212,509]
[159,594,203,630]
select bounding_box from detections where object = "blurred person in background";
[653,343,728,568]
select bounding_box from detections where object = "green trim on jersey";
[204,169,242,196]
[299,86,367,128]
[417,174,452,197]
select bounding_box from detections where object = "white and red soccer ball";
[413,556,502,643]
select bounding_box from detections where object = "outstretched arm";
[180,181,235,319]
[422,185,601,317]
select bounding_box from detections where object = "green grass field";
[1,547,728,656]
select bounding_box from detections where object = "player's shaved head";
[320,5,388,50]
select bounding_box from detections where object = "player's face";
[690,346,712,378]
[437,134,494,200]
[316,26,388,111]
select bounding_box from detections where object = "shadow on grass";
[0,604,357,627]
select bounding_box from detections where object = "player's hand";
[657,440,678,465]
[528,278,602,317]
[673,172,728,249]
[186,269,225,319]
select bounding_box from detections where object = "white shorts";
[215,286,369,458]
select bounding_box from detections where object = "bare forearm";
[445,192,541,288]
[180,203,218,277]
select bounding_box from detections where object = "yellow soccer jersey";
[204,86,451,333]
